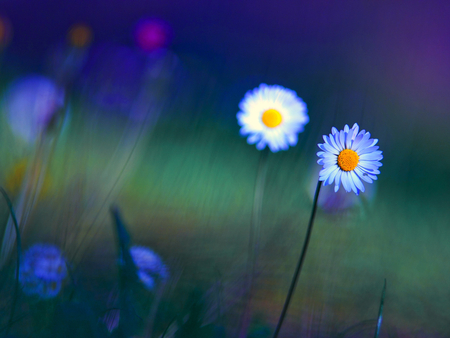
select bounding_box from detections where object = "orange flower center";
[337,149,359,171]
[261,109,282,128]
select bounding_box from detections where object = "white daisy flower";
[237,84,309,152]
[317,123,383,195]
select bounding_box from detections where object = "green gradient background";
[1,99,449,336]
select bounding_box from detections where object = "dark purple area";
[1,0,449,90]
[1,0,450,182]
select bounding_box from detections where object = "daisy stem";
[238,148,269,338]
[0,187,21,336]
[272,180,322,338]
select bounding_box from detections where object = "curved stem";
[272,180,322,338]
[0,187,22,336]
[238,148,269,338]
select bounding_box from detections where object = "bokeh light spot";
[68,23,93,48]
[134,18,172,53]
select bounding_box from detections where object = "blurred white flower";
[3,75,65,144]
[237,83,308,152]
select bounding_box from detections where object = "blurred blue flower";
[237,84,308,152]
[317,123,383,195]
[2,75,65,144]
[19,243,67,299]
[130,245,168,290]
[81,44,145,115]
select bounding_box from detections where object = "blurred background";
[0,0,449,337]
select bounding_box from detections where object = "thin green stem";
[272,180,322,338]
[0,187,22,336]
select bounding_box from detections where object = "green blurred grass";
[1,105,450,336]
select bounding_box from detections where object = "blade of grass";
[374,279,387,338]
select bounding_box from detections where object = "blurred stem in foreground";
[238,148,269,338]
[0,187,22,337]
[0,104,67,269]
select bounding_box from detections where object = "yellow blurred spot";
[67,23,93,48]
[4,159,51,197]
[4,159,27,194]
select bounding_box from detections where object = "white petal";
[330,133,343,151]
[351,133,365,150]
[341,172,351,192]
[322,142,340,155]
[325,167,339,186]
[256,139,266,150]
[353,133,371,152]
[351,123,359,138]
[358,146,379,155]
[324,135,339,151]
[247,134,260,144]
[351,171,365,192]
[345,132,352,149]
[354,167,373,183]
[334,171,342,192]
[287,133,298,146]
[346,172,358,194]
[339,130,346,149]
[319,164,339,179]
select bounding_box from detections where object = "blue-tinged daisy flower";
[3,76,65,144]
[19,243,67,299]
[130,246,168,290]
[317,123,383,195]
[237,84,309,152]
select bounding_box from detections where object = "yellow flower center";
[337,149,359,171]
[261,109,282,128]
